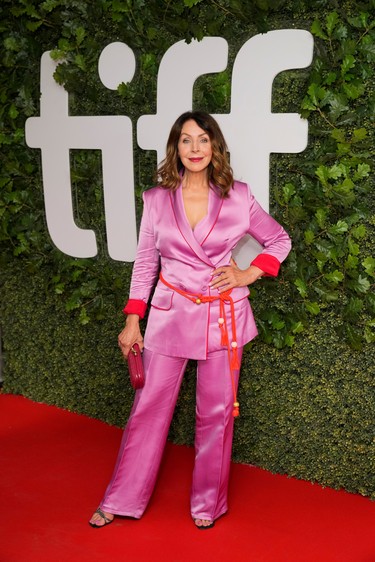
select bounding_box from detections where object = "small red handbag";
[127,343,145,390]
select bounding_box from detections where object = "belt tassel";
[159,273,241,417]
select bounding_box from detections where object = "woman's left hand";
[210,259,264,292]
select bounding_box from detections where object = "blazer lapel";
[195,183,223,247]
[170,184,222,267]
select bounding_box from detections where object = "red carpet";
[1,394,375,562]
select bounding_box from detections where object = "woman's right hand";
[118,314,144,359]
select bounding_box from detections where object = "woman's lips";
[189,157,203,162]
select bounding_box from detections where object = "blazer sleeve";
[123,192,160,317]
[246,185,291,276]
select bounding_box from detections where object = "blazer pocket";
[150,286,174,311]
[232,286,250,304]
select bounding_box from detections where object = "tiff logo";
[25,30,314,263]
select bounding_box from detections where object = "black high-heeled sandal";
[89,507,114,528]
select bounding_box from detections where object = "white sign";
[25,31,314,263]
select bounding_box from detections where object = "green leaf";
[272,332,285,349]
[292,321,304,334]
[284,334,295,347]
[344,297,363,319]
[75,27,86,45]
[183,0,203,6]
[117,82,129,96]
[147,27,157,40]
[352,128,367,142]
[324,71,337,85]
[341,54,356,75]
[40,0,61,13]
[58,38,72,52]
[9,104,19,119]
[336,177,354,194]
[345,254,359,270]
[351,225,366,239]
[362,257,375,277]
[141,53,157,71]
[324,270,344,284]
[326,11,339,36]
[331,128,346,143]
[282,182,296,203]
[328,164,344,179]
[343,324,363,350]
[347,13,369,28]
[274,319,285,330]
[79,307,90,325]
[361,41,375,62]
[335,24,348,41]
[348,238,360,256]
[353,163,371,181]
[74,54,85,71]
[301,96,316,111]
[307,83,327,106]
[315,208,327,228]
[328,93,349,120]
[368,294,375,316]
[294,278,308,298]
[305,301,320,315]
[50,49,66,61]
[304,230,315,244]
[343,82,365,99]
[112,0,130,13]
[265,311,285,330]
[54,283,65,294]
[311,19,327,39]
[313,285,338,302]
[26,20,43,32]
[336,142,351,156]
[328,220,348,235]
[364,326,375,344]
[351,275,371,294]
[65,294,81,311]
[4,37,19,51]
[316,165,329,186]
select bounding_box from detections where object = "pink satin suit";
[99,180,291,522]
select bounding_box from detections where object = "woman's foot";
[89,507,114,528]
[194,518,215,529]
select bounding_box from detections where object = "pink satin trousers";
[100,346,242,521]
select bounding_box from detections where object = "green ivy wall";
[1,0,374,498]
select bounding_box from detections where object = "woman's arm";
[119,191,160,356]
[210,185,291,292]
[246,186,291,275]
[125,192,160,308]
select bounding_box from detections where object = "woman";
[89,111,291,529]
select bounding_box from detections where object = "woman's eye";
[182,138,190,143]
[201,138,209,143]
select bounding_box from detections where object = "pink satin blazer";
[126,180,291,360]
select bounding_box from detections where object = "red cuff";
[251,254,281,277]
[123,299,148,319]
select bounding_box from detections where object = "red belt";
[159,272,241,417]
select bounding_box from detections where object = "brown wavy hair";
[156,111,234,198]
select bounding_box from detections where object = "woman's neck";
[182,170,209,192]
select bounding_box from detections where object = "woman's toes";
[194,518,214,528]
[89,513,104,525]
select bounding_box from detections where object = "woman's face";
[177,119,212,174]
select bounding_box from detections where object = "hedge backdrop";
[1,0,374,498]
